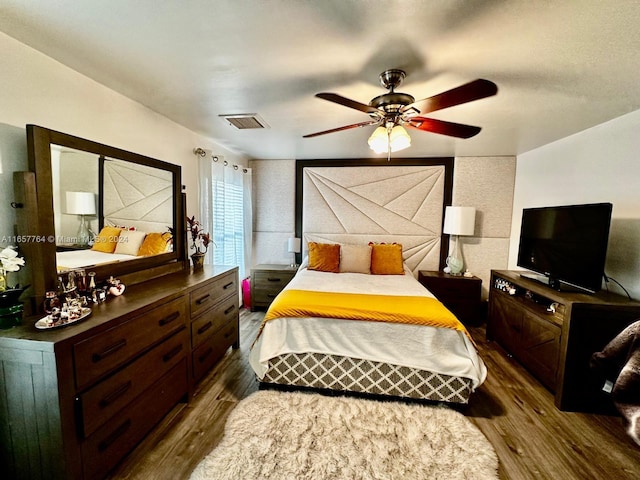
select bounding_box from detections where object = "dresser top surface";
[0,265,238,346]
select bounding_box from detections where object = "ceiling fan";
[303,69,498,154]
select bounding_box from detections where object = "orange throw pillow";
[137,232,171,256]
[308,242,341,273]
[91,226,122,253]
[370,243,404,275]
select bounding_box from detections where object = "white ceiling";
[2,1,640,160]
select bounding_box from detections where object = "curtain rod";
[193,147,249,173]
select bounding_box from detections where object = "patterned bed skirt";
[261,352,473,404]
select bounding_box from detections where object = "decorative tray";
[35,307,92,330]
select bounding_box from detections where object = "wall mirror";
[24,125,185,299]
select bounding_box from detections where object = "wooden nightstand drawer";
[251,264,297,310]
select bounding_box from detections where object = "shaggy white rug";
[190,390,498,480]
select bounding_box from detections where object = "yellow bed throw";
[263,289,470,339]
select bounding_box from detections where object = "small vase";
[191,253,205,270]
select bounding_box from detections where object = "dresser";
[250,264,297,311]
[418,271,483,326]
[0,265,238,480]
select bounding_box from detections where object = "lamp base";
[445,235,465,275]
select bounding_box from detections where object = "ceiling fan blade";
[303,120,380,138]
[315,93,382,115]
[401,79,497,115]
[406,117,482,138]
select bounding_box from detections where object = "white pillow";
[339,244,372,274]
[114,230,147,256]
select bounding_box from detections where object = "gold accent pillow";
[91,226,122,253]
[308,242,341,273]
[138,232,171,256]
[339,244,372,274]
[370,243,404,275]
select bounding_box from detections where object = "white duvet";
[249,268,487,389]
[56,249,137,270]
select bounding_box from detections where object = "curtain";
[198,155,252,280]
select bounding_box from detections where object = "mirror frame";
[25,124,185,299]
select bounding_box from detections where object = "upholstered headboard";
[101,158,174,233]
[295,159,454,276]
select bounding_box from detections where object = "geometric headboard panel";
[296,159,454,277]
[101,158,174,233]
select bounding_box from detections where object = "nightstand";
[250,264,297,311]
[418,271,483,326]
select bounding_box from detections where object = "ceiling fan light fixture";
[367,126,389,153]
[367,125,411,154]
[389,125,411,152]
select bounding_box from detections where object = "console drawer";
[192,320,238,382]
[81,360,187,480]
[78,329,188,438]
[74,297,187,389]
[190,271,237,318]
[191,295,238,349]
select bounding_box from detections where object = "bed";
[249,243,487,404]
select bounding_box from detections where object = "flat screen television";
[516,202,613,293]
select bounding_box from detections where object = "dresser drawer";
[192,320,238,382]
[74,297,187,390]
[191,295,239,349]
[190,271,238,318]
[81,360,187,480]
[78,329,188,438]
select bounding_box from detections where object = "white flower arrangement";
[0,246,25,273]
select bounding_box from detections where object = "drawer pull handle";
[223,282,234,290]
[159,311,180,326]
[196,294,210,305]
[224,329,234,339]
[198,347,213,363]
[224,305,235,315]
[197,321,213,335]
[267,277,281,282]
[162,344,183,362]
[267,294,277,299]
[99,381,132,408]
[98,419,131,452]
[92,339,127,362]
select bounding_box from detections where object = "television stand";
[488,269,640,412]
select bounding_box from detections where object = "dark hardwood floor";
[108,309,640,480]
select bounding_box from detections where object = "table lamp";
[443,206,476,275]
[287,237,301,267]
[66,191,96,247]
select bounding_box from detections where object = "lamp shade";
[66,191,96,215]
[443,206,476,236]
[287,237,301,253]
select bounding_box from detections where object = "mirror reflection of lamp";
[65,191,96,247]
[287,237,301,268]
[443,206,476,276]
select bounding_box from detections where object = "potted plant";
[0,246,28,329]
[186,216,212,269]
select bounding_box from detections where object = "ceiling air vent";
[219,113,269,129]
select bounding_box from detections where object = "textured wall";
[451,156,516,299]
[251,156,517,299]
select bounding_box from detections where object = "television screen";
[517,202,613,293]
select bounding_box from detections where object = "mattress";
[249,267,487,402]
